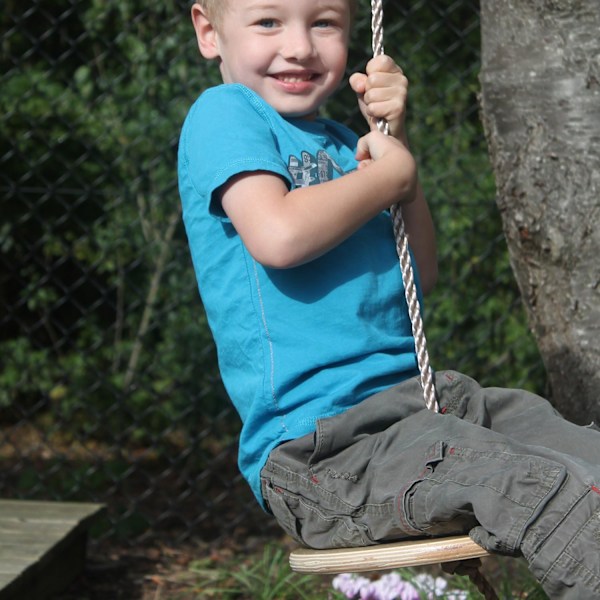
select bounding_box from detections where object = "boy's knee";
[522,482,600,598]
[403,439,567,555]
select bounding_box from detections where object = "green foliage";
[1,0,225,439]
[172,543,549,600]
[332,1,545,392]
[0,338,54,411]
[1,0,545,447]
[187,545,339,599]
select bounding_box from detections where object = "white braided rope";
[371,0,438,412]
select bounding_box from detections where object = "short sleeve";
[178,84,292,219]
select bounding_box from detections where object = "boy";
[178,1,600,597]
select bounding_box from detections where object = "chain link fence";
[1,0,544,547]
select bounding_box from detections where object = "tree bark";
[479,0,600,423]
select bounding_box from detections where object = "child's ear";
[191,4,220,60]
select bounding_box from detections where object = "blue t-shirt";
[178,84,420,507]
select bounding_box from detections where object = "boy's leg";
[437,370,600,465]
[424,372,600,598]
[261,371,600,598]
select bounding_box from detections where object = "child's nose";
[282,26,315,61]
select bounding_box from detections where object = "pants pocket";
[262,479,373,549]
[262,480,304,544]
[402,441,566,554]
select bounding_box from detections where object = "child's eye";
[313,20,332,29]
[257,18,276,29]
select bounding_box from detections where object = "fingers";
[363,85,407,125]
[351,55,409,137]
[363,61,408,112]
[355,133,371,162]
[355,130,402,163]
[364,56,408,136]
[366,54,403,76]
[365,71,408,97]
[349,72,367,95]
[351,56,405,98]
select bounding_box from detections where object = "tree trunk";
[479,0,600,424]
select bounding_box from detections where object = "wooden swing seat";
[289,534,489,574]
[290,535,499,599]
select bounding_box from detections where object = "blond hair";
[195,0,358,28]
[195,1,226,27]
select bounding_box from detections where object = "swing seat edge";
[289,534,489,574]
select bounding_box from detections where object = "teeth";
[279,75,312,83]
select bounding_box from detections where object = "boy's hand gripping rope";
[371,0,438,412]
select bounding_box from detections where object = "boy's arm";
[400,181,437,295]
[220,132,417,269]
[350,56,438,294]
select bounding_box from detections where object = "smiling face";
[192,0,351,118]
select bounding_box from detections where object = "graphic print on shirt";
[287,150,344,188]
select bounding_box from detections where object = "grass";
[170,545,344,599]
[157,543,549,600]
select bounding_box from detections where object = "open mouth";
[273,72,319,84]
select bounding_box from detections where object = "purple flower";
[332,573,372,599]
[413,573,468,600]
[365,572,421,600]
[332,571,468,600]
[332,572,421,600]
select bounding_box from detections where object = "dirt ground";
[57,541,174,600]
[56,537,536,600]
[56,533,285,600]
[1,423,283,598]
[2,425,542,599]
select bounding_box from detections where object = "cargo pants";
[260,371,600,599]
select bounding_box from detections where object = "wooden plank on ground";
[0,500,106,600]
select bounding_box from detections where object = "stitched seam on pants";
[439,372,467,416]
[543,504,600,588]
[430,446,563,508]
[265,460,395,516]
[543,545,600,592]
[416,446,565,551]
[397,461,435,535]
[524,480,591,554]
